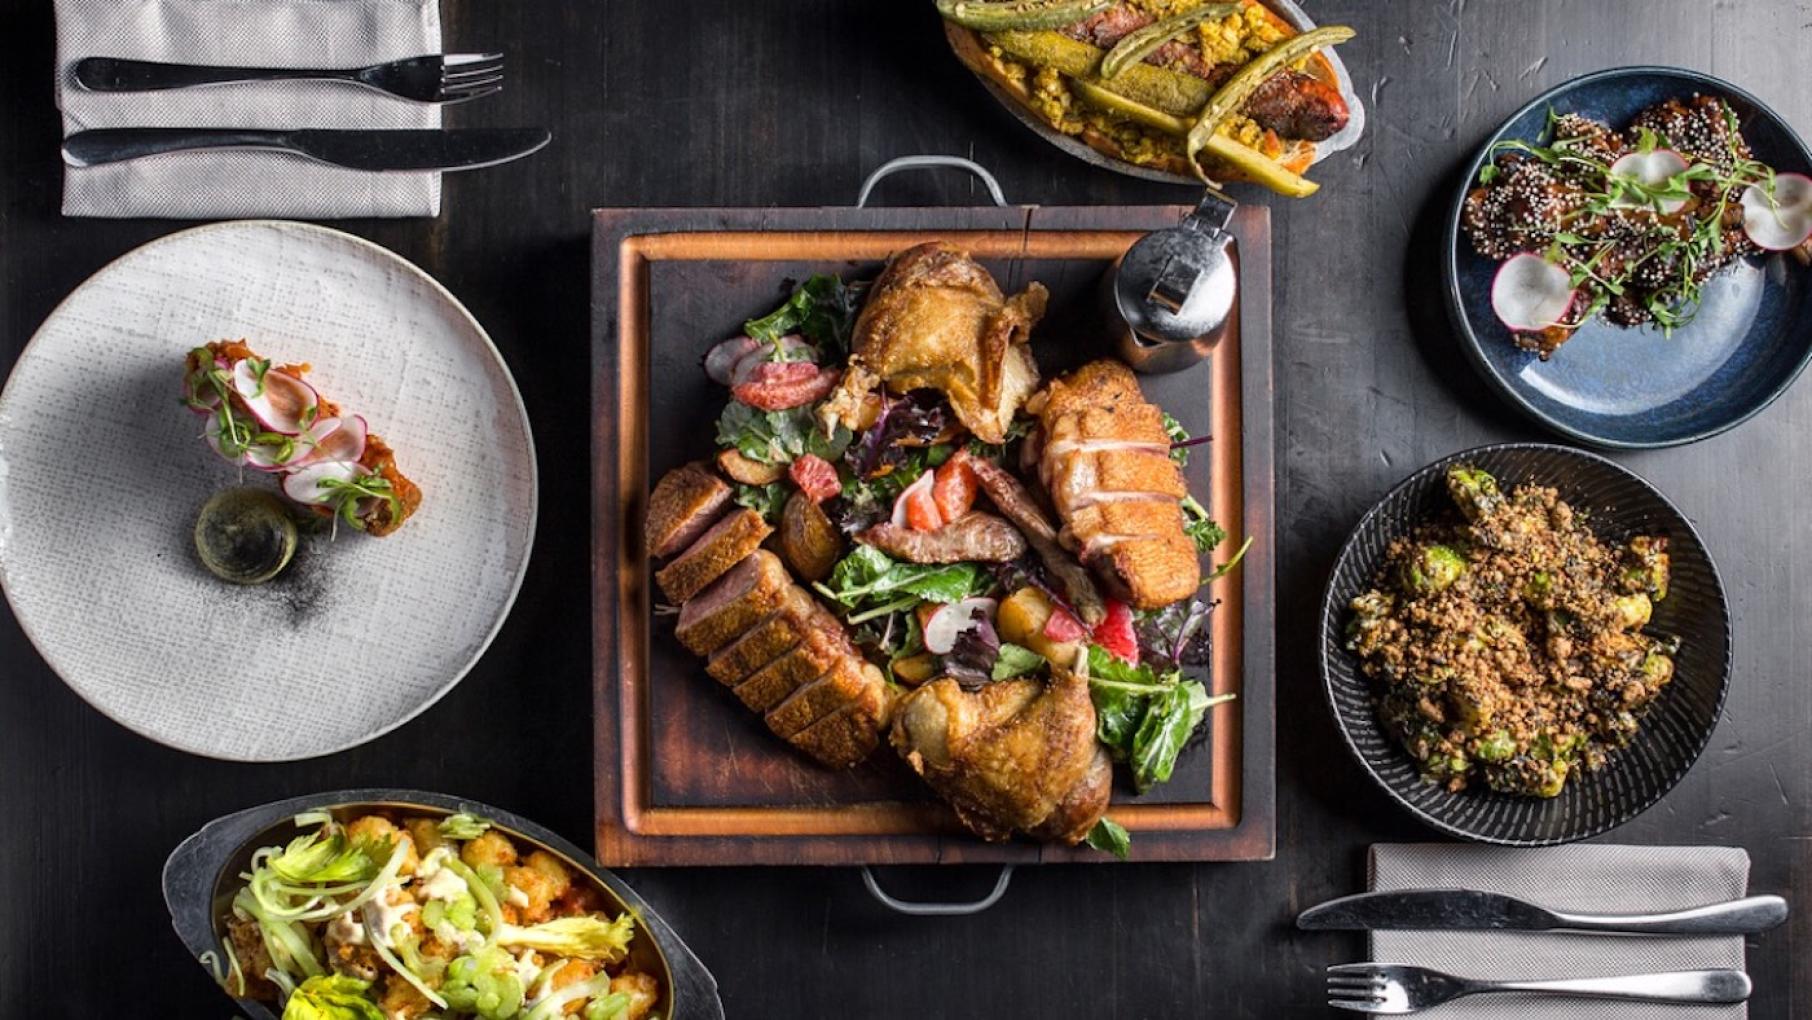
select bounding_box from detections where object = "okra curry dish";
[936,0,1355,195]
[1344,465,1678,800]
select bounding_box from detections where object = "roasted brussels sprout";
[1445,464,1505,522]
[1398,543,1466,594]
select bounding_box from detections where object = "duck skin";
[890,669,1111,844]
[1028,359,1199,610]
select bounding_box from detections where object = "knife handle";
[1551,894,1789,936]
[74,57,344,92]
[63,129,296,168]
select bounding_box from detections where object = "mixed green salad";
[710,276,1252,857]
[210,811,658,1020]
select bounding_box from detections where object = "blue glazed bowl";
[1444,67,1812,449]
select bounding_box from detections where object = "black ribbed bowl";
[1320,444,1731,845]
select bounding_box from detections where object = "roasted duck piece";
[859,511,1027,564]
[890,669,1111,844]
[1028,359,1199,609]
[819,242,1045,445]
[655,506,772,604]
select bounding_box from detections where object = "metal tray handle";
[860,864,1015,916]
[856,155,1010,209]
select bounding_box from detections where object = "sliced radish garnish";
[282,459,365,506]
[923,597,999,655]
[310,414,368,465]
[244,417,344,472]
[1609,149,1690,213]
[891,471,941,531]
[729,335,814,387]
[1491,253,1577,332]
[204,426,248,466]
[1741,174,1812,251]
[704,337,761,385]
[232,360,319,435]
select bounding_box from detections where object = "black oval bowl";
[163,789,724,1020]
[1444,66,1812,449]
[1319,444,1731,845]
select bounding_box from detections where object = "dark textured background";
[1,1,1805,1016]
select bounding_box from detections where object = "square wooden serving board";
[591,204,1275,865]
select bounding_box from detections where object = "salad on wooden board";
[642,241,1249,856]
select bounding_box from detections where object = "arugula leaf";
[733,481,790,525]
[992,642,1045,681]
[815,546,983,618]
[744,274,858,357]
[715,403,851,466]
[1085,645,1233,792]
[1085,817,1131,860]
[1181,494,1226,554]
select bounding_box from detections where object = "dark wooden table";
[2,1,1805,1016]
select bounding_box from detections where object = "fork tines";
[439,52,505,102]
[1326,965,1387,1013]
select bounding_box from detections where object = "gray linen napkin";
[1370,843,1751,1019]
[55,0,442,218]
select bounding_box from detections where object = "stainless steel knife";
[62,127,551,172]
[1297,889,1789,936]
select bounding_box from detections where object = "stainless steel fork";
[73,53,505,104]
[1327,963,1752,1014]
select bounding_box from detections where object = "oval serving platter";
[947,0,1366,188]
[1319,443,1732,846]
[0,220,537,760]
[1444,66,1812,448]
[164,789,723,1019]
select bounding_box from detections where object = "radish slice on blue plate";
[1491,253,1576,332]
[1741,173,1812,250]
[232,359,318,435]
[923,597,1000,655]
[1609,150,1690,213]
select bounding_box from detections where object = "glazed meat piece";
[859,511,1028,564]
[645,461,732,559]
[819,242,1045,444]
[1029,360,1199,609]
[890,670,1111,844]
[967,457,1107,626]
[654,507,773,604]
[1243,69,1350,142]
[674,550,791,655]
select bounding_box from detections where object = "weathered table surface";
[1,1,1805,1016]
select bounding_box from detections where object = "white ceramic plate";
[0,221,536,760]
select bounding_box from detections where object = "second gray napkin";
[1371,843,1750,1019]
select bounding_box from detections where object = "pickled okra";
[937,0,1111,31]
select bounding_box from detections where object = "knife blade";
[1297,889,1788,936]
[63,128,551,172]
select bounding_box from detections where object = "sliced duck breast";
[655,508,773,604]
[646,462,733,559]
[674,551,790,656]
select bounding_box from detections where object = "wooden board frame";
[591,206,1275,865]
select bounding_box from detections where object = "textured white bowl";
[0,220,536,760]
